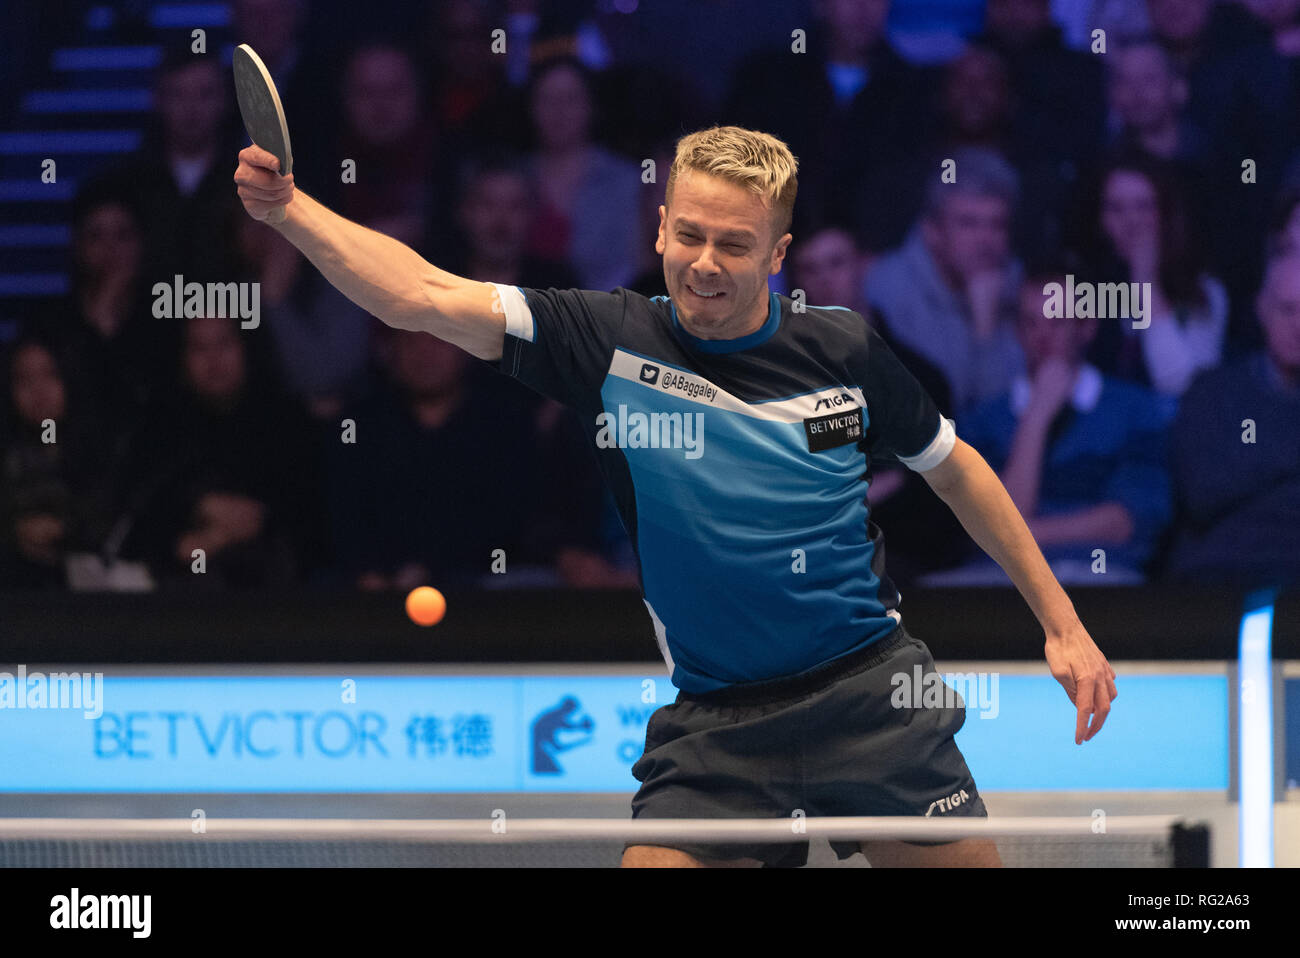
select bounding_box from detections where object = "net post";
[1170,822,1210,868]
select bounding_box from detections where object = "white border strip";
[607,350,867,422]
[0,815,1195,843]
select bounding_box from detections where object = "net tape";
[0,815,1210,867]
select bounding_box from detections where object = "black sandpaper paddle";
[233,43,293,224]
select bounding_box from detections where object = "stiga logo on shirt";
[813,392,855,411]
[803,406,863,452]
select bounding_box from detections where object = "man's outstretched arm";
[233,145,505,361]
[919,437,1118,744]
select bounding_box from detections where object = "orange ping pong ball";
[406,587,446,626]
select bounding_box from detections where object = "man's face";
[389,329,467,398]
[1146,0,1212,45]
[184,316,246,403]
[656,169,791,339]
[1110,46,1183,130]
[438,0,495,79]
[233,0,302,65]
[1242,0,1300,29]
[923,193,1010,280]
[1017,283,1095,370]
[1282,202,1300,255]
[791,229,862,309]
[530,64,592,151]
[1100,170,1160,256]
[984,0,1051,45]
[943,50,1011,138]
[344,49,420,147]
[460,172,531,262]
[818,0,890,54]
[1258,257,1300,375]
[76,202,141,278]
[11,344,66,426]
[156,61,225,153]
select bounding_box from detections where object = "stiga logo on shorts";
[803,406,863,452]
[924,789,970,817]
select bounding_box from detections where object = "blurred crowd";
[2,0,1298,593]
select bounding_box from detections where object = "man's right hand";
[1027,356,1076,421]
[233,145,295,222]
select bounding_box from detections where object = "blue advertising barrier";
[0,668,1229,792]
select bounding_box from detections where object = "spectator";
[440,154,635,586]
[1242,0,1300,54]
[324,41,447,252]
[530,395,640,589]
[1242,160,1300,356]
[117,46,248,284]
[248,214,375,422]
[501,0,613,88]
[980,0,1106,166]
[853,43,1075,257]
[1106,39,1211,174]
[228,0,338,186]
[1166,251,1300,588]
[0,334,126,589]
[419,0,514,155]
[114,315,325,589]
[521,55,642,291]
[1089,0,1154,43]
[1145,0,1292,305]
[256,39,454,422]
[1242,0,1300,117]
[1267,178,1300,257]
[625,137,676,298]
[720,0,932,234]
[864,147,1026,416]
[1075,153,1228,397]
[325,327,610,589]
[443,154,581,291]
[924,269,1173,585]
[1159,0,1291,125]
[1244,0,1300,222]
[42,178,172,427]
[788,225,968,583]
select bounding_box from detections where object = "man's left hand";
[1044,623,1117,744]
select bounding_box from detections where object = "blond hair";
[665,126,799,245]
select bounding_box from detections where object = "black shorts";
[628,623,987,867]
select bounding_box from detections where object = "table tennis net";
[0,815,1210,867]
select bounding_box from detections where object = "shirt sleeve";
[858,325,955,471]
[488,284,628,411]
